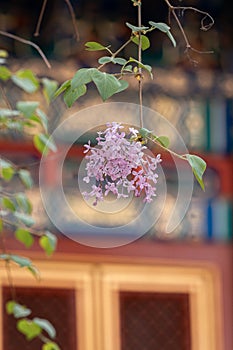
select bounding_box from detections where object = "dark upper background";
[0,0,233,72]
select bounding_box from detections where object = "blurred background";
[0,1,232,350]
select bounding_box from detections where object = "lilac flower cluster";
[82,122,162,206]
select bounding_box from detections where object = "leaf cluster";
[0,68,57,154]
[6,300,60,349]
[0,63,59,346]
[54,20,176,107]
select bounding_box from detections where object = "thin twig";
[0,31,51,69]
[113,38,133,58]
[175,6,214,31]
[98,38,133,70]
[34,0,48,37]
[148,136,187,160]
[163,0,214,56]
[64,0,80,41]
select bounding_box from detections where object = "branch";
[137,1,143,128]
[98,38,133,70]
[34,0,48,37]
[163,0,214,57]
[64,0,80,41]
[176,6,214,32]
[0,31,51,68]
[34,0,79,41]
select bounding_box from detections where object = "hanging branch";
[34,0,48,37]
[0,30,51,68]
[163,0,214,59]
[137,0,143,128]
[64,0,80,41]
[34,0,80,41]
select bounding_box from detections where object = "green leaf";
[91,70,121,101]
[98,56,112,64]
[28,265,40,279]
[148,21,176,47]
[139,127,150,138]
[15,228,34,248]
[132,35,150,50]
[122,65,133,72]
[33,134,47,154]
[0,66,11,81]
[149,21,170,33]
[85,41,109,51]
[33,318,56,339]
[0,50,8,58]
[10,254,32,267]
[5,120,23,131]
[186,154,207,191]
[14,304,31,318]
[33,133,57,155]
[0,159,15,181]
[14,212,35,227]
[154,135,170,148]
[126,22,149,32]
[0,253,9,261]
[0,159,13,168]
[15,192,32,214]
[29,115,43,128]
[64,85,87,108]
[6,300,16,314]
[71,68,94,90]
[129,57,153,78]
[0,158,11,169]
[116,80,129,93]
[0,218,3,232]
[18,169,34,188]
[166,30,176,47]
[0,109,20,117]
[11,69,39,93]
[43,342,61,350]
[39,231,57,256]
[6,301,32,318]
[35,108,48,133]
[7,254,37,278]
[112,57,127,65]
[2,197,16,212]
[16,101,39,118]
[53,79,71,98]
[17,319,42,340]
[98,55,127,66]
[42,78,58,103]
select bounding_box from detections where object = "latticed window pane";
[2,287,77,350]
[120,292,191,350]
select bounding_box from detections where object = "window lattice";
[120,292,191,350]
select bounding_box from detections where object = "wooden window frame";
[0,260,95,350]
[99,263,224,350]
[0,259,224,350]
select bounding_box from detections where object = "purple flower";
[82,122,162,205]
